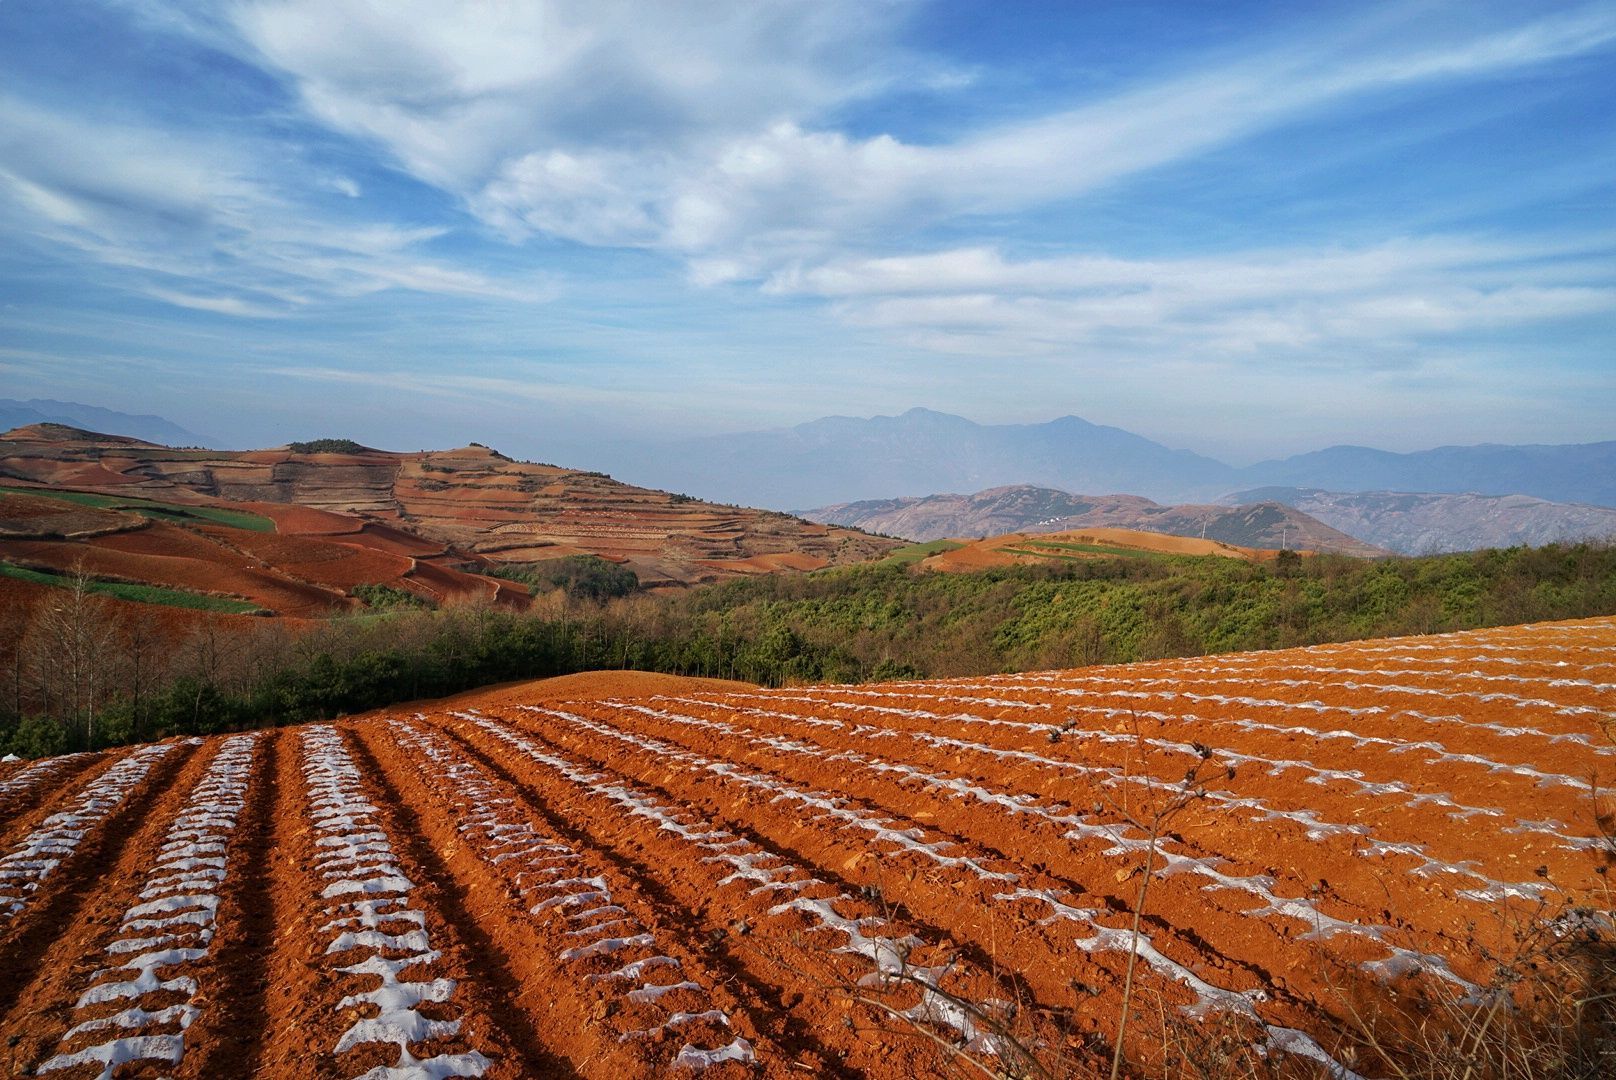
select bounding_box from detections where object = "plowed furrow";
[1166,634,1616,680]
[828,674,1616,777]
[440,709,1055,1079]
[586,697,1488,1001]
[0,743,181,925]
[0,739,218,1074]
[996,668,1607,725]
[485,706,1360,1075]
[675,692,1577,916]
[0,739,196,1028]
[180,726,281,1078]
[255,724,515,1079]
[0,752,103,836]
[1003,662,1614,714]
[24,733,260,1079]
[713,689,1598,883]
[356,714,757,1076]
[746,684,1603,831]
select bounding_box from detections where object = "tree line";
[3,542,1613,757]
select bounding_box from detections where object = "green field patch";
[0,486,274,532]
[0,561,265,613]
[878,539,965,566]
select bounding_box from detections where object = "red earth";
[0,426,901,588]
[0,617,1610,1077]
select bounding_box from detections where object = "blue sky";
[0,0,1612,470]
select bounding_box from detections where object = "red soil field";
[0,618,1610,1077]
[0,576,301,643]
[0,492,140,540]
[244,503,369,536]
[206,528,416,590]
[0,524,350,617]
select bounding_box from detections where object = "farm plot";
[0,615,1610,1077]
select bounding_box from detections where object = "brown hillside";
[0,427,899,587]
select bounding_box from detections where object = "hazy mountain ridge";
[641,408,1616,511]
[805,484,1388,557]
[640,408,1234,509]
[0,400,212,448]
[1243,443,1616,509]
[1228,487,1616,555]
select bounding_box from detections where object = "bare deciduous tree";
[25,563,118,745]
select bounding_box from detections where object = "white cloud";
[219,0,1616,277]
[143,288,291,318]
[0,94,551,315]
[324,175,362,198]
[230,0,926,186]
[769,237,1616,361]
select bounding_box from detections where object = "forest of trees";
[2,542,1613,757]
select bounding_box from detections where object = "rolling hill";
[0,424,897,593]
[910,525,1287,573]
[805,483,1387,556]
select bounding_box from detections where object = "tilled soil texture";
[0,616,1611,1078]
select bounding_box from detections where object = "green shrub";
[352,583,435,610]
[287,438,369,454]
[487,556,640,603]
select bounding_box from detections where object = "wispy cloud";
[0,92,551,316]
[454,5,1616,270]
[766,237,1616,360]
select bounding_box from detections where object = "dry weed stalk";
[1080,709,1229,1079]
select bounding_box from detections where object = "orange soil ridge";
[0,616,1610,1076]
[923,525,1278,572]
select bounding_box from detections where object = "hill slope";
[916,526,1281,572]
[806,484,1386,556]
[0,425,897,588]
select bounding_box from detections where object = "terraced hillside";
[0,618,1610,1077]
[0,424,898,587]
[0,485,525,619]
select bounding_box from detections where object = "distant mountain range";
[804,485,1388,557]
[639,408,1616,511]
[1225,488,1616,555]
[1240,444,1616,509]
[640,408,1232,509]
[0,399,212,448]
